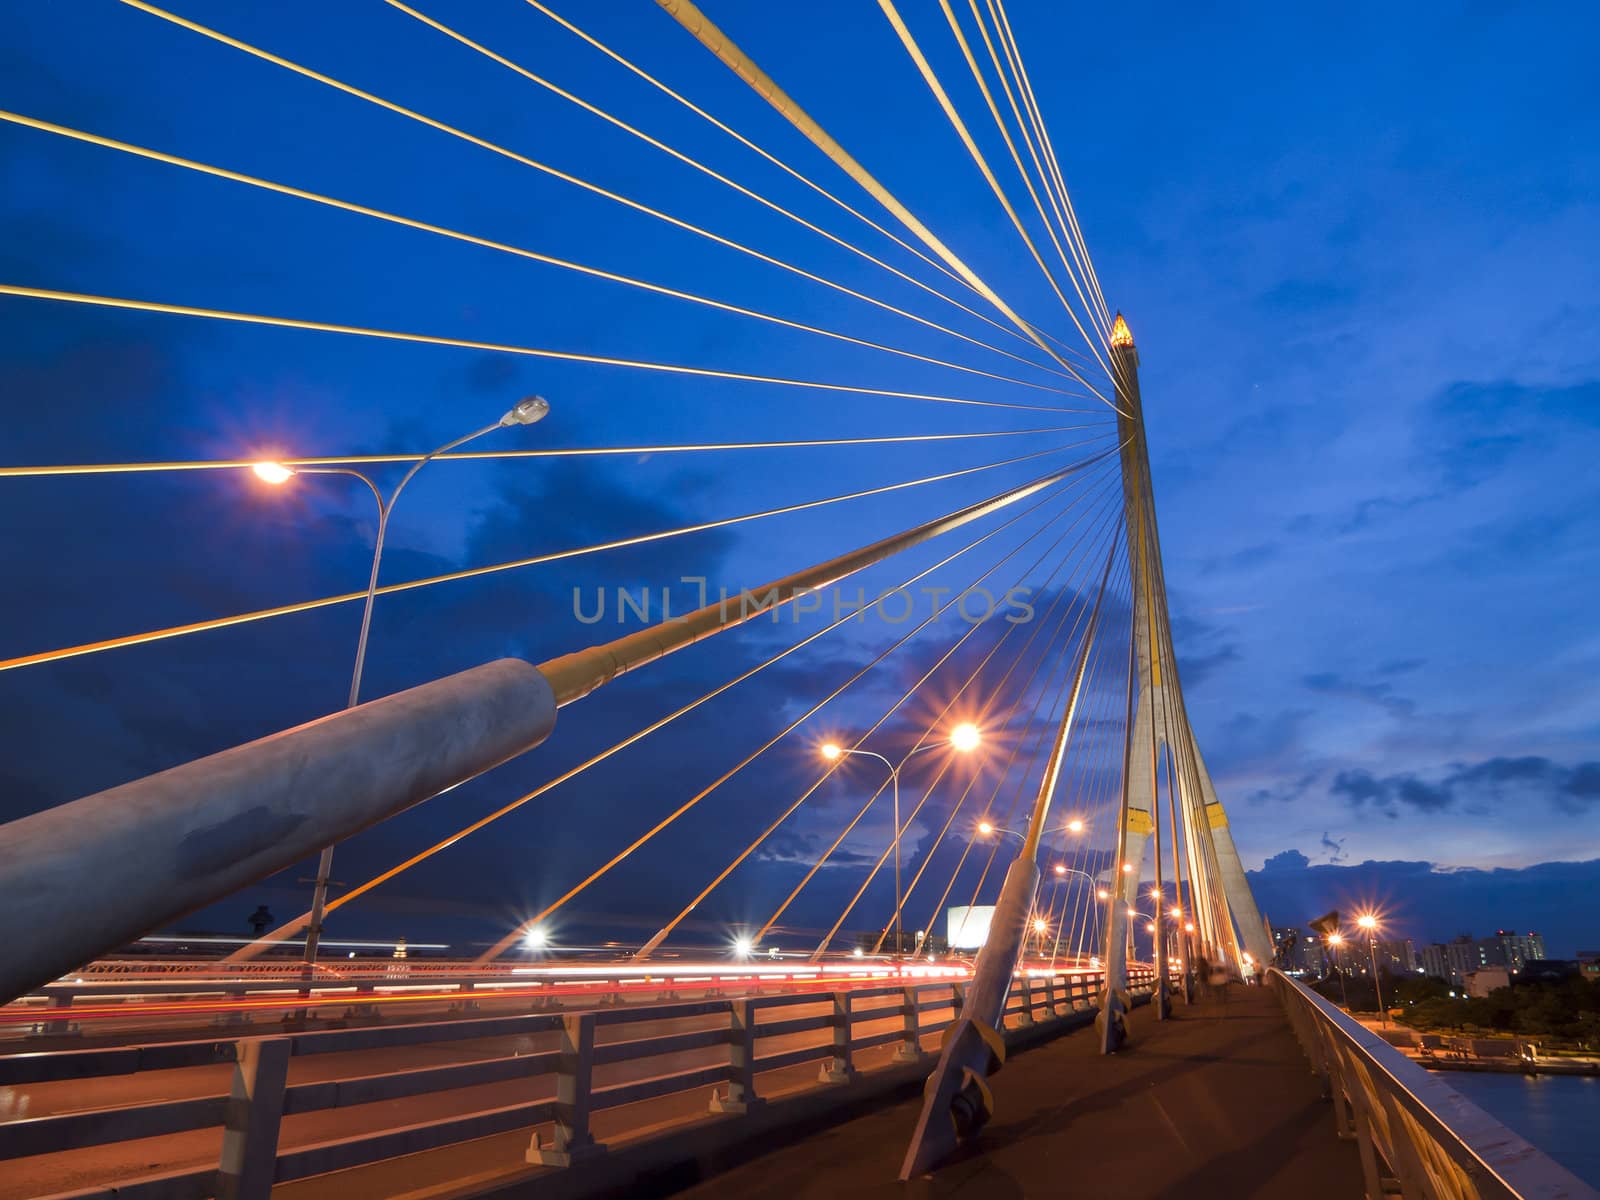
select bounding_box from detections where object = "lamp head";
[1032,918,1048,934]
[1357,914,1377,931]
[502,394,550,426]
[1054,863,1066,876]
[977,821,995,836]
[820,743,842,762]
[1066,818,1084,834]
[949,722,981,752]
[251,462,295,485]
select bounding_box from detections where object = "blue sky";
[2,2,1597,957]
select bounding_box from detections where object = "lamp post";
[822,722,980,963]
[1327,931,1352,1008]
[1357,914,1386,1026]
[253,396,550,969]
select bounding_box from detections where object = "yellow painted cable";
[520,0,987,311]
[653,0,1112,407]
[0,283,1095,415]
[936,0,1112,370]
[0,434,1116,675]
[114,0,1066,383]
[0,423,1101,479]
[386,2,1058,375]
[0,111,1077,400]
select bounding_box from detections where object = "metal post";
[895,986,922,1062]
[712,998,762,1113]
[819,990,856,1083]
[528,1012,602,1165]
[1368,938,1387,1027]
[900,541,1116,1179]
[217,1037,290,1200]
[303,419,509,970]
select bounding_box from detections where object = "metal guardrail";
[1268,968,1598,1200]
[1,968,1150,1200]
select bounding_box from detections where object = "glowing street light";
[250,396,551,971]
[1169,906,1182,919]
[251,461,294,485]
[733,936,754,959]
[822,724,982,960]
[1066,818,1085,834]
[1356,913,1387,1025]
[1097,888,1110,900]
[1054,863,1067,876]
[1032,918,1049,934]
[523,927,548,952]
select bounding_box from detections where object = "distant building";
[1577,951,1600,981]
[1465,967,1510,997]
[1372,938,1417,974]
[1420,942,1449,982]
[1485,931,1546,973]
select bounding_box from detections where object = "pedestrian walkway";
[669,984,1364,1199]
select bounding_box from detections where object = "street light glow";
[1066,818,1084,834]
[1146,922,1156,932]
[251,461,294,485]
[1097,888,1109,900]
[820,743,842,761]
[1328,932,1345,946]
[949,722,981,752]
[1054,863,1066,876]
[1170,906,1182,919]
[1122,862,1133,873]
[1032,918,1048,934]
[1357,914,1378,931]
[524,927,548,950]
[733,936,753,958]
[978,821,995,836]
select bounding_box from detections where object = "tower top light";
[1110,312,1135,348]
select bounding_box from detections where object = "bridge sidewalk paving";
[668,983,1365,1200]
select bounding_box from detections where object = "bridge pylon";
[1097,314,1269,1053]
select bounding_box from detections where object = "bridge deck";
[672,983,1364,1200]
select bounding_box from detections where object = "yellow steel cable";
[0,433,1116,675]
[876,0,1110,384]
[936,0,1114,370]
[959,0,1112,353]
[0,283,1094,415]
[384,2,1054,372]
[519,0,989,313]
[653,0,1113,408]
[636,472,1118,960]
[782,483,1120,949]
[478,470,1114,965]
[987,0,1114,332]
[114,0,1066,383]
[873,506,1124,950]
[0,423,1100,480]
[231,468,1091,959]
[818,501,1123,957]
[0,112,1076,401]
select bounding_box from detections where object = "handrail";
[1267,967,1597,1200]
[0,969,1154,1199]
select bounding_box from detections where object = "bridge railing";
[1267,968,1598,1200]
[0,968,1150,1200]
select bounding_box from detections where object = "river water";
[1442,1071,1600,1188]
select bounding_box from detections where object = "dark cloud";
[1246,856,1600,958]
[1261,848,1309,872]
[1302,671,1416,719]
[1330,756,1600,816]
[1376,658,1425,676]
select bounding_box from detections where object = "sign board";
[946,904,995,949]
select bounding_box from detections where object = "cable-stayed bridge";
[0,3,1591,1198]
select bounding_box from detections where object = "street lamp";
[1357,913,1387,1025]
[821,723,981,962]
[1327,931,1351,1008]
[252,395,550,969]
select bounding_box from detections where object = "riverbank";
[1344,1012,1600,1075]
